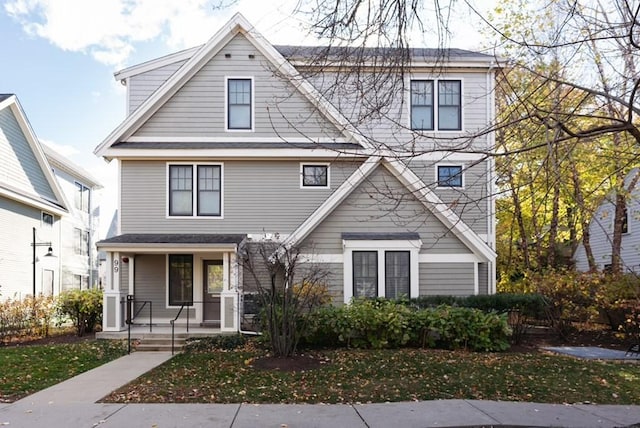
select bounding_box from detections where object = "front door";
[203,260,223,325]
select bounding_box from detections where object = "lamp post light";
[31,226,54,297]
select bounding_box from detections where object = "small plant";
[56,289,103,336]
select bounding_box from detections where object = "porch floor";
[96,324,229,340]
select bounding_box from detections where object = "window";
[169,254,193,306]
[410,80,434,130]
[353,251,378,298]
[301,164,329,188]
[74,228,89,256]
[227,78,252,130]
[385,251,410,298]
[168,164,222,217]
[438,80,462,130]
[72,274,89,290]
[410,79,462,131]
[622,205,629,234]
[74,182,90,213]
[41,212,54,228]
[437,165,463,187]
[343,236,421,303]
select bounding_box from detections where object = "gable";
[132,33,345,142]
[0,107,57,202]
[302,164,470,253]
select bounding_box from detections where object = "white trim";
[343,240,421,303]
[128,256,135,295]
[102,148,366,160]
[114,46,201,81]
[116,159,122,235]
[224,76,255,132]
[0,186,67,216]
[166,162,224,219]
[126,136,350,144]
[435,163,465,189]
[418,253,482,263]
[300,162,330,189]
[474,261,479,295]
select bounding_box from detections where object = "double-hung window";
[168,254,193,306]
[74,228,89,256]
[227,78,252,130]
[410,79,462,131]
[74,182,90,213]
[353,251,378,298]
[437,165,463,188]
[168,164,222,217]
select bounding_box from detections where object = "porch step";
[133,335,188,352]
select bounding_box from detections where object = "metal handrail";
[126,296,153,354]
[170,302,192,355]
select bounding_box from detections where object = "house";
[94,13,498,333]
[574,168,640,273]
[0,94,67,299]
[43,145,102,290]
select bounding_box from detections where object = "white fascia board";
[282,156,382,249]
[126,136,349,144]
[382,158,496,262]
[101,148,368,160]
[0,186,67,217]
[114,46,201,81]
[96,243,238,253]
[43,145,103,189]
[6,99,69,211]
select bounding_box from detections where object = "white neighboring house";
[43,145,102,290]
[574,168,640,273]
[0,94,67,299]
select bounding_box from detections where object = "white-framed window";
[168,254,193,307]
[72,274,89,290]
[41,211,54,228]
[343,238,421,303]
[436,164,464,188]
[226,77,253,131]
[74,228,89,256]
[300,163,330,188]
[410,79,462,131]
[74,182,90,213]
[167,163,223,217]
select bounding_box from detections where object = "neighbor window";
[410,79,462,131]
[74,182,90,213]
[301,164,329,188]
[437,165,463,187]
[438,80,462,130]
[168,164,222,217]
[410,80,434,130]
[74,228,89,256]
[41,212,54,228]
[169,254,193,306]
[622,205,629,234]
[227,78,252,130]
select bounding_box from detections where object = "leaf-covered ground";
[103,346,640,405]
[0,340,127,402]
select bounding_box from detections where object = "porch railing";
[126,295,152,354]
[170,302,191,355]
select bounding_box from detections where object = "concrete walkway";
[1,351,639,428]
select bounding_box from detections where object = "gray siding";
[419,263,475,295]
[0,108,56,201]
[129,254,180,320]
[478,262,488,295]
[302,164,470,254]
[120,159,361,234]
[305,70,491,152]
[0,197,61,299]
[407,159,489,236]
[133,34,344,141]
[129,60,187,113]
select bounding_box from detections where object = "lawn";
[0,340,127,402]
[103,344,640,405]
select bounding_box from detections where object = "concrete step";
[134,337,187,352]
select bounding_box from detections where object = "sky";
[0,0,494,237]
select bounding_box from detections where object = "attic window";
[226,78,253,131]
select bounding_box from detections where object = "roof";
[0,94,13,103]
[42,144,102,189]
[97,233,247,246]
[342,232,421,241]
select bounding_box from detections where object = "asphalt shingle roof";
[97,233,246,245]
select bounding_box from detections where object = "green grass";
[0,340,127,402]
[103,346,640,405]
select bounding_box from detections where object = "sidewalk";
[1,351,639,428]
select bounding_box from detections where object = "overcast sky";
[0,0,494,237]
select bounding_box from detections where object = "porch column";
[220,252,238,332]
[103,251,125,332]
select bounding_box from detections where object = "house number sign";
[113,259,119,273]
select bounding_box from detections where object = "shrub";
[0,295,55,342]
[56,289,103,336]
[185,334,248,352]
[303,300,511,352]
